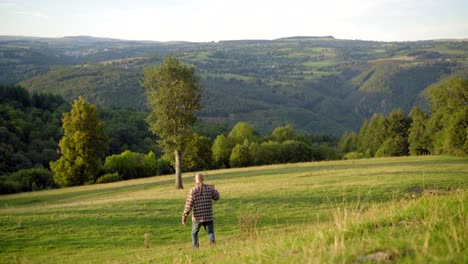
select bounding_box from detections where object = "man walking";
[182,173,220,249]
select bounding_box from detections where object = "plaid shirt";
[183,184,220,222]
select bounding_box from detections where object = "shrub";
[248,140,313,166]
[212,134,232,168]
[0,180,23,195]
[375,136,408,157]
[257,141,282,165]
[183,135,213,172]
[105,150,147,180]
[343,152,365,160]
[157,159,173,175]
[230,141,251,168]
[238,210,263,238]
[281,140,313,163]
[144,151,158,175]
[104,150,174,180]
[312,143,339,161]
[0,168,57,194]
[96,173,121,184]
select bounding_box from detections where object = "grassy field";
[1,156,467,263]
[303,60,338,68]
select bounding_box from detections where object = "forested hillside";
[1,36,467,134]
[0,85,339,193]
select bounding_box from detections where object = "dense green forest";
[0,86,161,193]
[1,36,467,134]
[0,85,338,193]
[0,85,66,173]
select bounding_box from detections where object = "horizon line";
[1,34,468,44]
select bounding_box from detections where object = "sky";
[1,0,467,42]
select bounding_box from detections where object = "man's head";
[195,173,204,184]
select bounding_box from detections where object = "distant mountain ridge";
[1,35,467,134]
[0,35,337,42]
[275,36,335,40]
[0,35,148,42]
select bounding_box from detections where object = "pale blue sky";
[1,0,467,42]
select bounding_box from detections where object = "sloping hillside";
[1,36,467,134]
[1,156,467,263]
[351,60,453,116]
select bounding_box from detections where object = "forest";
[1,75,466,194]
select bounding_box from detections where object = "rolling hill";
[1,156,467,263]
[1,36,467,134]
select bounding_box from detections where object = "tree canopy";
[50,96,108,186]
[142,57,202,189]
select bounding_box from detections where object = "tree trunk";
[175,150,184,189]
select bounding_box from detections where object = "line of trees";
[157,122,339,173]
[211,122,338,169]
[1,74,466,194]
[0,86,339,193]
[47,97,338,189]
[338,77,468,158]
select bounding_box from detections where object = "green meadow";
[1,156,467,263]
[303,60,338,68]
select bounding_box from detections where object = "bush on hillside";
[156,159,174,175]
[96,173,121,184]
[281,140,313,163]
[104,150,173,180]
[343,151,365,160]
[250,141,282,166]
[230,141,252,168]
[375,136,409,157]
[105,150,148,180]
[0,168,57,194]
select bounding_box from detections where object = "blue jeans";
[191,221,215,249]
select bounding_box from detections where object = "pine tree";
[443,107,468,156]
[426,77,468,155]
[358,119,369,154]
[385,109,411,156]
[50,97,108,186]
[408,107,431,155]
[365,114,388,156]
[338,132,358,154]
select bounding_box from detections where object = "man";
[182,173,220,249]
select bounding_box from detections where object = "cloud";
[0,1,17,8]
[15,10,49,19]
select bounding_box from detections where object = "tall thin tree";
[142,57,202,189]
[408,107,430,155]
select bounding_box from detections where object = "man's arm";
[182,190,193,225]
[212,187,220,201]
